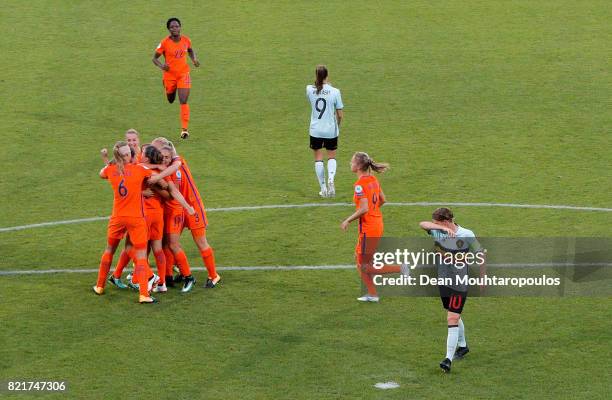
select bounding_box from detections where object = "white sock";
[327,158,337,183]
[446,325,459,360]
[315,161,326,190]
[458,319,466,347]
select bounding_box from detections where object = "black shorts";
[439,286,467,314]
[310,136,338,150]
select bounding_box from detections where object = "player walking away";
[419,207,485,373]
[307,65,343,198]
[341,152,408,302]
[93,141,158,304]
[153,17,200,139]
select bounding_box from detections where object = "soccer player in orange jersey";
[341,152,406,302]
[150,137,221,290]
[152,17,200,139]
[154,145,198,292]
[102,129,143,288]
[93,141,158,303]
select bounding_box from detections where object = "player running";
[93,141,158,304]
[149,137,221,290]
[419,207,485,373]
[152,17,200,139]
[341,152,407,302]
[306,65,343,198]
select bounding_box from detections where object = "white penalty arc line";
[1,263,610,276]
[1,201,611,233]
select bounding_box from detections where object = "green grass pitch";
[1,1,611,399]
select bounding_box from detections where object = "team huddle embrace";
[93,130,220,304]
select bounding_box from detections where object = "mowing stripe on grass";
[1,263,610,276]
[1,201,611,233]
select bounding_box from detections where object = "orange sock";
[163,247,175,280]
[200,247,217,279]
[96,251,113,288]
[113,250,131,278]
[180,104,189,129]
[153,250,166,284]
[174,250,191,276]
[358,268,377,296]
[145,263,154,279]
[134,259,150,297]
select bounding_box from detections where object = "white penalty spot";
[374,381,400,390]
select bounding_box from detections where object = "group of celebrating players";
[92,16,479,372]
[93,131,220,304]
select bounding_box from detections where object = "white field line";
[1,201,611,233]
[1,263,610,276]
[0,265,355,276]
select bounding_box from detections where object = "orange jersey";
[155,36,192,77]
[175,156,208,227]
[162,173,183,212]
[353,175,383,233]
[101,163,153,218]
[143,170,164,213]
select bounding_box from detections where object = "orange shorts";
[164,208,184,234]
[184,206,207,237]
[163,73,191,94]
[146,211,164,241]
[107,216,148,248]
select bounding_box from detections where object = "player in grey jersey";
[306,65,344,197]
[419,207,485,373]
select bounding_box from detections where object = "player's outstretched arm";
[166,181,195,215]
[341,198,369,231]
[139,162,166,171]
[148,159,182,184]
